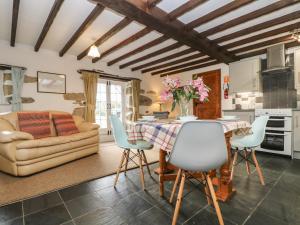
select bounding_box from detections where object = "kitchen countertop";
[222,109,255,112]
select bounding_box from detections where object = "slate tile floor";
[0,153,299,225]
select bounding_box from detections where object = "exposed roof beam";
[141,52,204,73]
[132,48,196,71]
[119,42,183,69]
[200,0,299,37]
[59,5,104,57]
[34,0,64,52]
[93,0,236,64]
[214,11,300,43]
[106,35,169,66]
[232,35,292,54]
[223,22,300,50]
[99,27,152,60]
[168,0,208,20]
[186,0,254,30]
[77,17,132,60]
[147,0,162,8]
[151,57,211,75]
[160,61,219,77]
[10,0,20,47]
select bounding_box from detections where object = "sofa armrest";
[0,131,34,143]
[78,123,100,133]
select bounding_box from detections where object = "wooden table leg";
[215,131,235,202]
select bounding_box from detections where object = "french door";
[95,79,125,142]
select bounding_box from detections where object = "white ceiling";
[0,0,299,73]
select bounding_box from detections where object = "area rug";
[0,142,159,206]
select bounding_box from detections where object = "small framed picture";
[37,71,66,94]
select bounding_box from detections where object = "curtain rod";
[77,69,141,82]
[0,64,27,70]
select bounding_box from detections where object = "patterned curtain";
[125,79,140,122]
[81,71,98,122]
[11,67,25,112]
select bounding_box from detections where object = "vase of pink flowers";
[161,76,210,120]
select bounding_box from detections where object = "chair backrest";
[249,115,269,146]
[110,115,129,148]
[168,121,228,172]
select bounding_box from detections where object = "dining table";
[127,119,251,202]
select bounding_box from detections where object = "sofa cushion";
[52,113,79,136]
[17,112,51,139]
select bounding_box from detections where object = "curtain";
[125,79,140,122]
[81,71,98,122]
[11,67,25,112]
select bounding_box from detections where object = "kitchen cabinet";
[223,111,255,124]
[229,58,261,94]
[293,111,300,155]
[295,49,300,89]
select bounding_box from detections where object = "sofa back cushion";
[17,112,52,139]
[52,113,79,136]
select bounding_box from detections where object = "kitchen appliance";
[255,109,293,158]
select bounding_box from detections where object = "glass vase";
[178,97,190,117]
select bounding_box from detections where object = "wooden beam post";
[10,0,20,47]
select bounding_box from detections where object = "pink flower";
[161,90,173,101]
[162,76,181,89]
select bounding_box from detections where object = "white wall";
[140,63,232,116]
[0,40,141,113]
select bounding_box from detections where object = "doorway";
[193,69,221,119]
[95,79,125,142]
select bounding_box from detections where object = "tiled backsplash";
[225,92,263,110]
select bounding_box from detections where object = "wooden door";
[193,69,221,119]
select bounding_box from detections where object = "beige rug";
[0,142,159,206]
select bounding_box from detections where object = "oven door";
[266,116,292,131]
[256,130,292,156]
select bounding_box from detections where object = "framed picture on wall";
[37,71,66,94]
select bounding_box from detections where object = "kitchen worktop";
[222,109,255,112]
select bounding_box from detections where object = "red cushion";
[17,112,51,139]
[52,114,79,136]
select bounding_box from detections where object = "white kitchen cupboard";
[294,49,300,89]
[223,111,255,124]
[293,111,300,158]
[229,58,261,94]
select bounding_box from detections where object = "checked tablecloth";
[127,120,251,152]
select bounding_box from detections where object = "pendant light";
[88,45,100,58]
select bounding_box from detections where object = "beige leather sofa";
[0,111,99,176]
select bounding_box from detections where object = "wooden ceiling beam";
[160,61,219,77]
[168,0,207,21]
[34,0,64,52]
[94,0,236,64]
[106,35,168,65]
[10,0,20,47]
[132,48,196,71]
[223,22,300,50]
[77,17,132,60]
[141,52,204,73]
[151,57,211,75]
[59,5,104,57]
[200,0,299,37]
[147,0,162,8]
[99,27,152,60]
[214,11,300,43]
[119,42,183,69]
[231,35,292,55]
[186,0,254,30]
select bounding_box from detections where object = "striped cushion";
[52,114,79,136]
[17,112,51,139]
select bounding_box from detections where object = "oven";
[255,109,293,157]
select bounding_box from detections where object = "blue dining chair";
[230,115,269,185]
[168,121,227,225]
[110,115,153,190]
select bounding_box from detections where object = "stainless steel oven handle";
[268,119,288,121]
[265,132,287,136]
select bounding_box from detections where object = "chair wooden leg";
[141,150,152,177]
[172,172,186,225]
[124,150,129,176]
[244,150,251,175]
[251,150,265,186]
[114,150,126,187]
[230,152,238,181]
[137,150,145,190]
[206,174,224,225]
[169,169,181,203]
[204,173,212,205]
